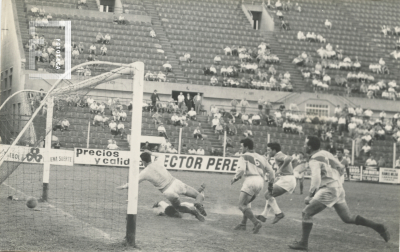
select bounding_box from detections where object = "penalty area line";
[3,183,114,242]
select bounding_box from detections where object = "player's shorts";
[294,170,304,179]
[274,175,296,194]
[162,179,188,202]
[312,183,346,208]
[339,174,345,184]
[241,176,264,197]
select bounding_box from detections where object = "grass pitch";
[0,164,399,252]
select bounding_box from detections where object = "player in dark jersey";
[288,136,390,250]
[256,143,296,224]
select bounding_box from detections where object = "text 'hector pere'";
[163,155,238,172]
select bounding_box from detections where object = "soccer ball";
[26,197,38,208]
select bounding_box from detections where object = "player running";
[288,136,390,250]
[256,142,296,224]
[293,152,307,194]
[116,150,207,222]
[336,148,349,183]
[231,138,275,234]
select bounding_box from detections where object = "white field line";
[3,183,114,242]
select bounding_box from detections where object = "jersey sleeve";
[274,152,286,163]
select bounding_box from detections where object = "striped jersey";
[274,151,294,175]
[234,151,268,179]
[309,150,344,187]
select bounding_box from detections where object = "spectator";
[210,76,219,86]
[214,55,222,65]
[89,44,96,55]
[239,98,249,114]
[118,14,126,25]
[183,52,192,63]
[151,90,160,112]
[197,146,205,155]
[117,121,125,139]
[193,127,203,140]
[325,19,332,29]
[377,156,386,168]
[211,115,220,131]
[176,92,184,110]
[171,113,181,126]
[100,44,107,56]
[61,118,70,131]
[395,157,400,168]
[228,121,237,136]
[89,101,98,114]
[78,42,85,54]
[104,34,111,44]
[96,32,104,43]
[365,155,377,167]
[185,94,193,111]
[241,113,250,125]
[158,123,167,138]
[168,144,178,154]
[252,114,261,125]
[72,48,80,59]
[193,93,202,115]
[361,142,371,156]
[149,29,156,38]
[93,112,103,127]
[163,61,172,72]
[52,141,61,149]
[187,108,197,121]
[109,120,118,137]
[107,139,119,150]
[223,46,232,56]
[241,124,253,138]
[364,109,373,120]
[157,71,166,82]
[141,141,151,151]
[152,111,162,125]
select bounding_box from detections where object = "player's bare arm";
[277,155,292,175]
[231,158,245,185]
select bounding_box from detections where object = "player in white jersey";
[117,151,206,222]
[256,142,296,224]
[231,138,275,234]
[153,185,205,218]
[289,136,390,250]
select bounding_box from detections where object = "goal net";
[0,61,143,249]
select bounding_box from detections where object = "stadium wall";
[24,76,400,116]
[1,0,26,107]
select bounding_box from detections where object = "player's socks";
[243,208,258,226]
[300,222,313,245]
[355,215,390,242]
[300,183,303,194]
[260,201,271,218]
[268,197,282,215]
[197,183,206,193]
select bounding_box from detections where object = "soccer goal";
[0,61,144,249]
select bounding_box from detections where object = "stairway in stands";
[142,0,187,83]
[15,0,31,69]
[261,30,308,92]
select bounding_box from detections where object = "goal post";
[126,61,144,247]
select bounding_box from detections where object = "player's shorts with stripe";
[311,183,346,208]
[275,175,296,193]
[162,179,188,201]
[241,176,264,197]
